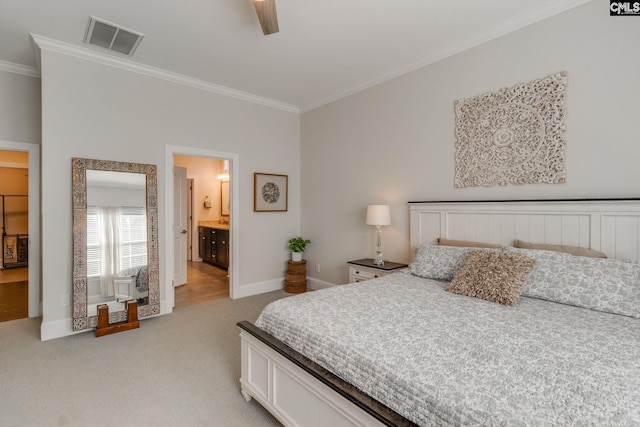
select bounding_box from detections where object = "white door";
[173,166,188,287]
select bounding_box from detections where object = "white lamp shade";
[366,205,391,226]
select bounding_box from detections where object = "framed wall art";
[254,173,288,212]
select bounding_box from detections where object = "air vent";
[84,17,143,56]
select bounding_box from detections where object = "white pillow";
[409,245,496,281]
[505,247,640,318]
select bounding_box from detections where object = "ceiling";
[0,0,590,112]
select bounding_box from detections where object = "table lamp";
[366,205,391,266]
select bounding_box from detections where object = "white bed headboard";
[409,199,640,260]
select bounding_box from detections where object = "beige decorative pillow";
[514,239,607,258]
[437,238,502,249]
[446,250,536,306]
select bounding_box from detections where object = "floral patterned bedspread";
[255,272,640,426]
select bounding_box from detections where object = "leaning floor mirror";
[72,158,160,331]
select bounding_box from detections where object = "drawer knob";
[355,270,360,274]
[374,274,379,278]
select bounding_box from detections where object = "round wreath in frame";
[254,172,288,212]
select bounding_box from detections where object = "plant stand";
[284,260,307,293]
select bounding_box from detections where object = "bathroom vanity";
[198,222,229,269]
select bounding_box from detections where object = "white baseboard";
[307,277,337,291]
[232,278,283,299]
[160,299,170,315]
[233,277,338,298]
[40,318,87,341]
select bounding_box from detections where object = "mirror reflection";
[86,170,148,316]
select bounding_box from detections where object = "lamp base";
[373,225,384,266]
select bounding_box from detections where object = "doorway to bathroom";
[173,154,231,309]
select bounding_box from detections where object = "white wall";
[39,49,300,339]
[0,71,41,144]
[301,1,640,285]
[174,155,225,221]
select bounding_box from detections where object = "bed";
[238,199,640,426]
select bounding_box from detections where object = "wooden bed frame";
[239,199,640,426]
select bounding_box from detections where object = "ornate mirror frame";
[72,158,160,331]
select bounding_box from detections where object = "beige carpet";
[0,290,290,426]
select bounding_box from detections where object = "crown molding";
[300,0,592,112]
[30,34,299,114]
[0,59,40,79]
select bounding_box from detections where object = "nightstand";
[347,258,408,283]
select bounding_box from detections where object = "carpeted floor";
[0,290,290,426]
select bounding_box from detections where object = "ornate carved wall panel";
[454,72,567,188]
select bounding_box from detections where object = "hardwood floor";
[174,261,229,308]
[0,266,28,284]
[0,266,28,322]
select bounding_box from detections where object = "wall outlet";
[315,264,320,273]
[61,294,70,307]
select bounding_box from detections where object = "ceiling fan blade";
[253,0,279,35]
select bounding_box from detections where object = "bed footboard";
[238,321,414,427]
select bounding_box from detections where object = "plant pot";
[291,252,302,262]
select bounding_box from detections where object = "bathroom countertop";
[198,221,230,230]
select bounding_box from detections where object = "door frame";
[187,176,199,261]
[0,139,40,317]
[164,145,239,313]
[186,177,194,261]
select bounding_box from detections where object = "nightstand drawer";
[352,269,381,280]
[347,259,408,284]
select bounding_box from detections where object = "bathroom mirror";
[221,181,230,216]
[72,158,159,331]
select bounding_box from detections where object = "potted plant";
[288,236,311,262]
